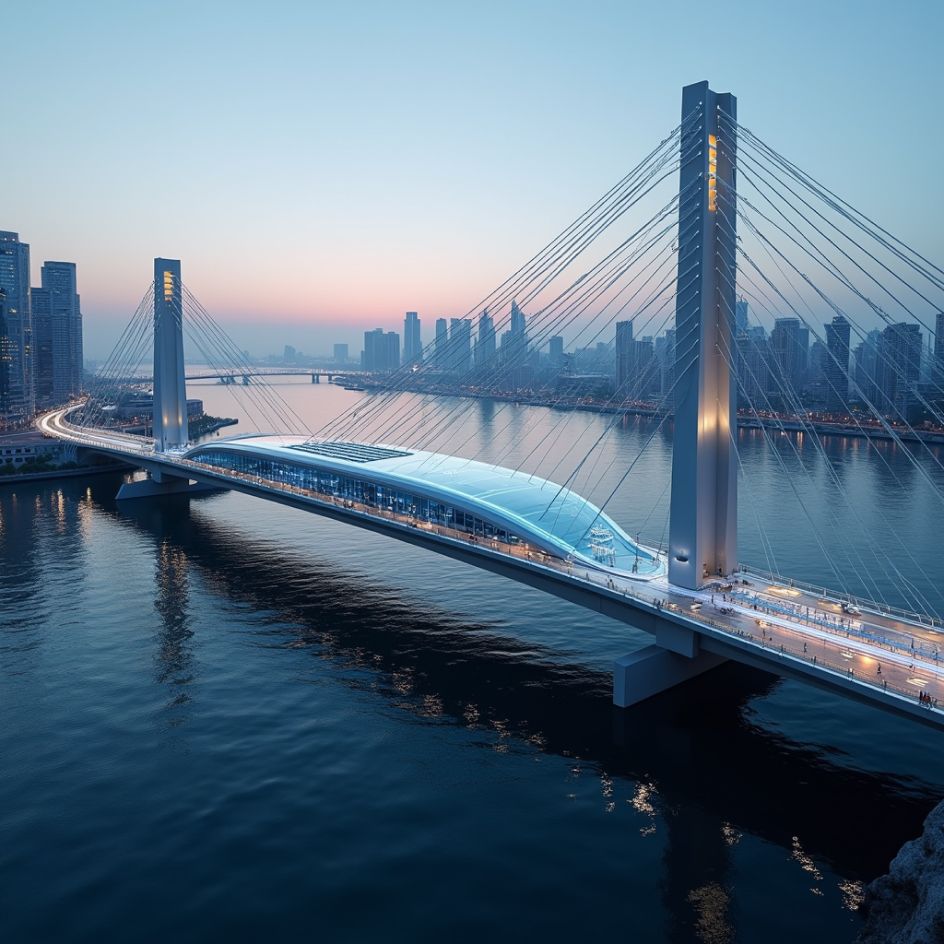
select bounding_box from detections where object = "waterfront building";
[333,343,349,363]
[449,318,473,375]
[877,322,922,416]
[657,328,676,396]
[769,317,808,400]
[735,298,749,334]
[0,429,65,469]
[363,328,400,371]
[403,311,422,366]
[548,335,565,370]
[615,320,657,398]
[0,231,33,424]
[935,311,944,386]
[615,320,634,393]
[474,309,496,372]
[434,318,448,368]
[0,289,11,420]
[510,300,526,339]
[736,328,770,409]
[824,315,851,411]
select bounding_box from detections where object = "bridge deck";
[38,406,944,727]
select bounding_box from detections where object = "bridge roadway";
[39,405,944,728]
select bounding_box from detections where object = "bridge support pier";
[311,373,319,383]
[613,644,726,708]
[116,474,225,500]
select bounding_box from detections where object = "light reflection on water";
[1,379,943,943]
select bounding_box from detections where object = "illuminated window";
[163,271,174,300]
[707,133,718,213]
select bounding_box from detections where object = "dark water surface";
[3,381,944,943]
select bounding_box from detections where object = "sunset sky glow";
[4,0,943,358]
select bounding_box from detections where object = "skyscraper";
[548,335,565,369]
[735,298,749,335]
[333,343,349,363]
[824,315,851,411]
[434,318,448,368]
[474,309,496,372]
[362,328,400,371]
[449,318,472,375]
[0,231,33,423]
[403,311,422,366]
[769,318,806,399]
[510,300,526,339]
[736,329,769,409]
[615,320,634,392]
[877,322,922,415]
[935,311,944,386]
[0,288,10,420]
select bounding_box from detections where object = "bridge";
[42,81,944,727]
[130,368,368,385]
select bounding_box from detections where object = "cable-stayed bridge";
[41,82,944,726]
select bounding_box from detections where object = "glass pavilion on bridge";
[184,435,665,579]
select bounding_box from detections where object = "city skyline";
[4,1,944,360]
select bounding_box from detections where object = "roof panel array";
[289,441,413,463]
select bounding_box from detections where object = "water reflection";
[97,482,939,888]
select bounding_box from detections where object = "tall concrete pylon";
[668,82,738,589]
[152,258,189,451]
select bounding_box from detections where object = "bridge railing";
[735,564,943,631]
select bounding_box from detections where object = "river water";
[2,380,944,943]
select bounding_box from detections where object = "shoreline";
[0,461,132,485]
[359,383,944,447]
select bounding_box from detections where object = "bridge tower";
[153,258,189,451]
[668,82,738,590]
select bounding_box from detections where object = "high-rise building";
[362,328,400,371]
[824,315,851,411]
[434,318,448,368]
[853,329,881,404]
[333,343,349,363]
[475,309,496,371]
[736,329,769,409]
[0,231,33,423]
[548,335,565,369]
[769,318,807,398]
[499,301,528,371]
[403,311,422,366]
[0,288,10,420]
[877,322,922,415]
[735,298,749,335]
[510,300,526,339]
[615,320,634,392]
[657,328,676,396]
[449,318,472,375]
[614,321,657,397]
[934,311,944,386]
[283,344,297,363]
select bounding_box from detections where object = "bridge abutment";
[116,474,224,500]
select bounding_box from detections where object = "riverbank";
[359,381,944,447]
[0,461,131,485]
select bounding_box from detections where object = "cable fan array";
[78,101,943,617]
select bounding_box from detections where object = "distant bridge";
[123,368,368,385]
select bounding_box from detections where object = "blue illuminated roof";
[184,435,665,578]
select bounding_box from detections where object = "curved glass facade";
[185,437,665,579]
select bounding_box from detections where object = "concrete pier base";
[116,477,225,500]
[613,645,727,708]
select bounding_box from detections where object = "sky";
[4,0,943,359]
